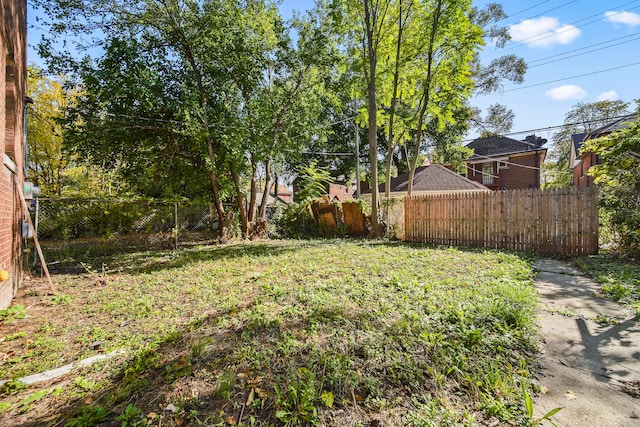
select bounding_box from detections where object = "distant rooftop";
[466,134,547,159]
[364,164,487,194]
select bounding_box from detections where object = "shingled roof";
[465,134,546,159]
[585,113,637,140]
[365,164,487,194]
[571,132,587,155]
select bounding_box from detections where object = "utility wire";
[503,1,552,22]
[498,0,640,52]
[527,32,640,67]
[494,61,640,93]
[509,0,579,26]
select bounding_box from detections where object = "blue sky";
[281,0,640,141]
[28,0,640,142]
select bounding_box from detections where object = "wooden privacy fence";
[404,187,599,255]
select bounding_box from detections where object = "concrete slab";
[533,259,640,427]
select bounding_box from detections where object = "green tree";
[26,66,121,197]
[545,100,630,189]
[582,113,640,252]
[37,0,336,238]
[26,66,69,196]
[472,103,515,136]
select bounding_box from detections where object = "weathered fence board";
[404,187,599,255]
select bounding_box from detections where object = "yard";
[0,240,541,426]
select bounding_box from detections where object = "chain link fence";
[32,199,224,260]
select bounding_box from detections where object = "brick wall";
[573,153,597,188]
[1,0,27,309]
[498,152,544,190]
[466,151,545,191]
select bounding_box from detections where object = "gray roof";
[571,133,587,158]
[465,135,546,159]
[585,113,637,140]
[366,164,487,194]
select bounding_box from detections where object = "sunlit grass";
[0,239,539,426]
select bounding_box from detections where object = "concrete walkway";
[533,259,640,427]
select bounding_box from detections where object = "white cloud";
[597,90,619,101]
[605,11,640,27]
[509,17,581,48]
[545,85,587,101]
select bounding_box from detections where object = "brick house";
[1,0,27,308]
[464,135,547,191]
[570,113,637,188]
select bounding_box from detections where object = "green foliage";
[51,294,71,306]
[275,367,320,426]
[544,100,630,189]
[522,383,563,426]
[0,379,28,395]
[37,0,340,237]
[296,162,333,202]
[0,304,27,323]
[582,116,640,252]
[271,202,321,239]
[575,255,640,306]
[65,405,110,427]
[116,404,148,427]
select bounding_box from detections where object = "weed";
[0,379,28,395]
[51,294,71,305]
[522,383,563,426]
[115,404,148,426]
[74,376,98,391]
[0,304,26,323]
[214,371,236,400]
[65,405,110,427]
[191,337,210,359]
[4,331,27,341]
[594,314,619,326]
[274,367,320,426]
[18,389,50,413]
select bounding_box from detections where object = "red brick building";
[570,114,637,188]
[1,0,27,308]
[464,135,547,191]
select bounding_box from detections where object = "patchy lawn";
[0,240,540,426]
[575,254,640,310]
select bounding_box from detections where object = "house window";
[482,163,494,185]
[498,161,509,170]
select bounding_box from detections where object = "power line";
[504,1,553,21]
[509,0,579,26]
[496,61,640,93]
[499,0,640,52]
[527,32,640,68]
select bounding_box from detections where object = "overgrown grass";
[0,240,539,426]
[575,254,640,310]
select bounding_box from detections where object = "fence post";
[175,202,179,250]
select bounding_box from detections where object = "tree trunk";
[384,0,407,227]
[248,160,258,223]
[258,157,272,219]
[231,168,249,238]
[407,0,442,197]
[207,168,231,241]
[363,0,382,237]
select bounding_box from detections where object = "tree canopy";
[582,112,640,252]
[36,0,339,238]
[34,0,526,238]
[544,100,630,189]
